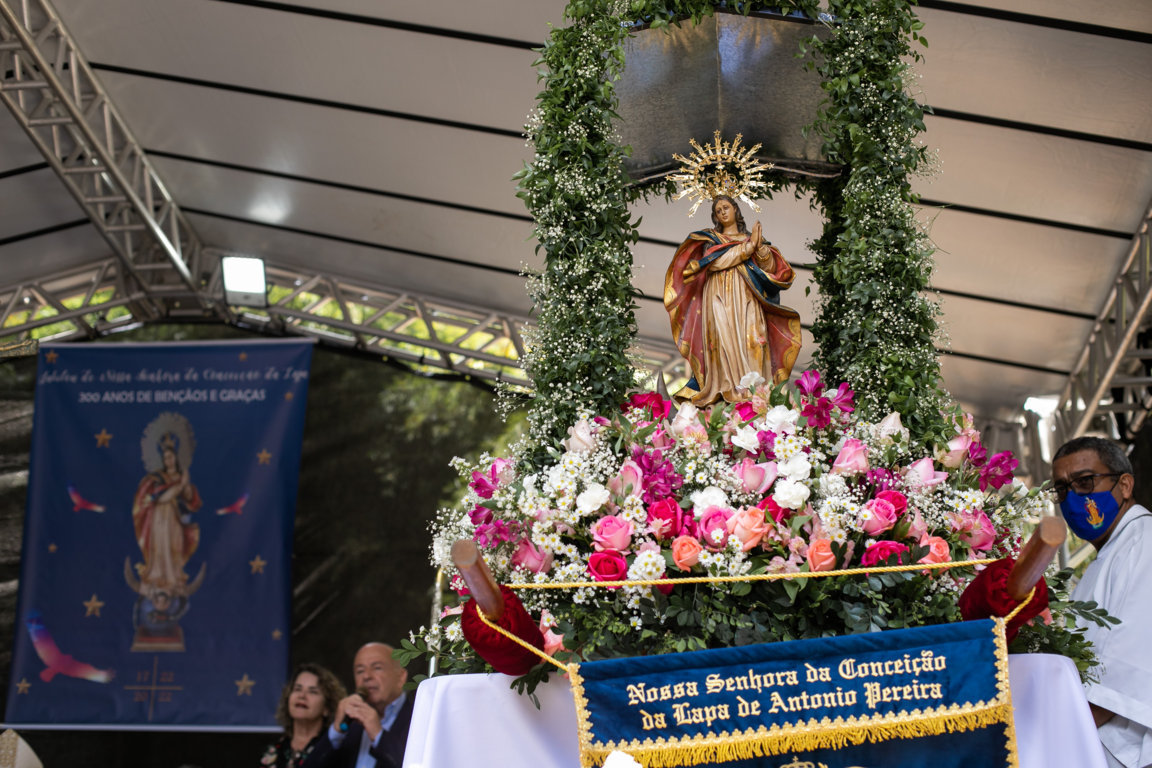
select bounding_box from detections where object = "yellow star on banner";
[284,391,294,401]
[249,554,267,574]
[272,629,283,640]
[16,678,31,694]
[44,350,58,363]
[84,594,105,617]
[257,449,272,465]
[95,428,113,447]
[48,543,57,553]
[238,352,248,361]
[235,673,255,696]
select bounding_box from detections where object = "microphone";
[338,687,370,733]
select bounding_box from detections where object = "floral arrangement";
[406,371,1065,686]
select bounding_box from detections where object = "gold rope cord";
[506,557,997,591]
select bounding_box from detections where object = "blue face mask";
[1059,490,1121,542]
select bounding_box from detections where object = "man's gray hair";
[1053,436,1133,476]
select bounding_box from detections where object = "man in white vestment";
[1052,437,1152,768]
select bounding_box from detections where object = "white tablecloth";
[404,654,1106,768]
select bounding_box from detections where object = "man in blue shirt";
[311,642,415,768]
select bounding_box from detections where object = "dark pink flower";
[978,451,1018,491]
[647,498,683,540]
[829,382,855,413]
[475,520,517,549]
[587,551,628,586]
[733,401,757,422]
[796,369,824,396]
[469,504,493,526]
[631,447,684,505]
[801,396,834,429]
[622,392,672,421]
[874,490,908,518]
[867,468,897,491]
[967,441,988,468]
[860,541,909,568]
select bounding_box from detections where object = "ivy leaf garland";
[515,0,950,465]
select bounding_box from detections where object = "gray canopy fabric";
[1,0,1150,428]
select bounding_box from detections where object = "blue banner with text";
[571,619,1017,768]
[5,340,312,729]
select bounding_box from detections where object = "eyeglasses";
[1050,472,1122,502]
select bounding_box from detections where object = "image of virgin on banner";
[5,339,313,730]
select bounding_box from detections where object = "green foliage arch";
[516,0,950,462]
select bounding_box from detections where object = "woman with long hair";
[260,663,347,768]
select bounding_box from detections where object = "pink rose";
[671,535,703,571]
[905,457,948,488]
[591,515,634,552]
[726,507,770,551]
[874,490,907,517]
[608,459,644,499]
[697,507,734,551]
[649,425,674,451]
[831,438,869,475]
[860,541,909,567]
[807,539,837,572]
[905,509,928,541]
[510,538,553,573]
[646,498,683,541]
[734,457,777,495]
[937,434,972,469]
[587,551,628,585]
[918,534,951,566]
[950,509,997,552]
[860,497,898,536]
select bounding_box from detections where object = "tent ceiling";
[2,0,1151,424]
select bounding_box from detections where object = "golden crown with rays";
[670,131,775,216]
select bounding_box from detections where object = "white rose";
[777,453,812,480]
[739,372,765,391]
[690,486,729,516]
[670,402,699,436]
[772,478,811,510]
[762,405,799,435]
[874,412,909,445]
[576,483,610,514]
[730,424,760,452]
[562,419,597,453]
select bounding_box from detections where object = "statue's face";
[713,198,736,228]
[162,448,178,472]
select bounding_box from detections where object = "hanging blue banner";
[571,619,1017,767]
[4,339,313,730]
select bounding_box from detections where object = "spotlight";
[220,256,268,307]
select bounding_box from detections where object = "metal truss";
[201,250,690,390]
[0,257,151,344]
[1052,199,1152,446]
[0,0,218,320]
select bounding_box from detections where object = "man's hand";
[337,693,382,740]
